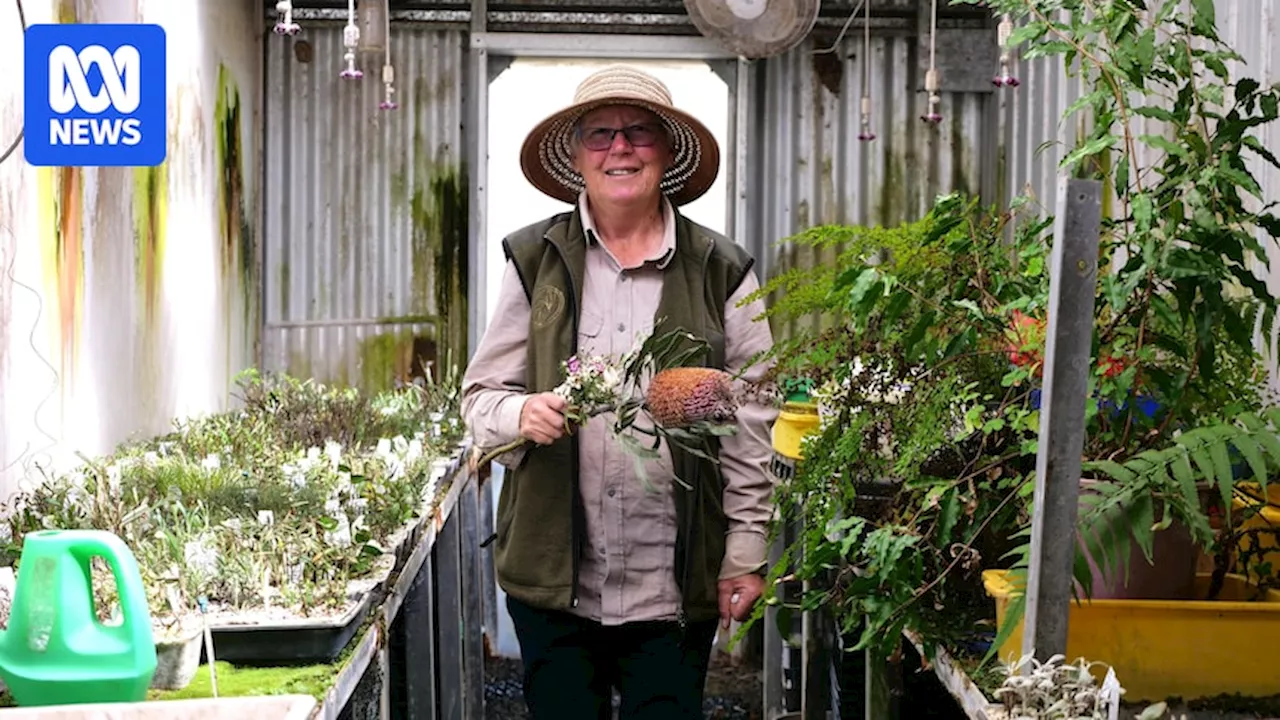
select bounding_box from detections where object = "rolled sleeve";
[717,269,779,579]
[461,261,533,469]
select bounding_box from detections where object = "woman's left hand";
[717,573,765,629]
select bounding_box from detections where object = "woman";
[461,64,777,720]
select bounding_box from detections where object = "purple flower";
[567,356,581,374]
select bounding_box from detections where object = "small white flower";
[324,498,341,514]
[376,438,392,457]
[257,510,275,526]
[202,454,221,471]
[143,451,160,465]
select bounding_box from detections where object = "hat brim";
[519,98,720,207]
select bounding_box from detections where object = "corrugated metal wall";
[741,33,1000,336]
[263,26,470,393]
[997,1,1280,219]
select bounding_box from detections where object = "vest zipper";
[677,242,714,634]
[547,235,583,611]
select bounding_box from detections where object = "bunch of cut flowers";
[472,326,744,489]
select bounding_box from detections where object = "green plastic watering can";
[0,529,157,706]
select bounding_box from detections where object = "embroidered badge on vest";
[531,285,566,329]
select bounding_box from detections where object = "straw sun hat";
[519,64,721,207]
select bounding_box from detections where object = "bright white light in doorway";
[483,59,729,328]
[725,0,768,21]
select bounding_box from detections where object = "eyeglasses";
[576,124,663,151]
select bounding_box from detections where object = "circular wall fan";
[684,0,822,59]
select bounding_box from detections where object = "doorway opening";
[483,58,731,327]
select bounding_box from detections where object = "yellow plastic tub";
[772,401,820,461]
[1231,483,1280,581]
[983,570,1280,702]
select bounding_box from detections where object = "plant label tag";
[1101,667,1123,720]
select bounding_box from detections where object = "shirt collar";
[577,191,677,270]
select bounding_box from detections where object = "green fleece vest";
[492,206,755,623]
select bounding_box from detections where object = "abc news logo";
[24,24,167,167]
[48,44,144,147]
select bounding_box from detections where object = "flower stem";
[475,438,532,468]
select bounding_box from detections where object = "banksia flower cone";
[646,368,737,428]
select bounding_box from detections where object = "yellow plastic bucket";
[983,569,1280,702]
[1231,483,1280,581]
[772,401,820,461]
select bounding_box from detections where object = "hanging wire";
[379,1,398,110]
[1,0,63,476]
[273,0,300,36]
[994,12,1020,88]
[857,0,875,141]
[340,0,363,79]
[921,0,943,123]
[812,0,866,55]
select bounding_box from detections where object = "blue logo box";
[24,23,167,167]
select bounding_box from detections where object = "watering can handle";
[71,532,154,646]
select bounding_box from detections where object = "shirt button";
[607,488,616,497]
[617,323,626,333]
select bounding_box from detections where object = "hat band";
[538,100,702,199]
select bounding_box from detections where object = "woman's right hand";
[520,392,568,445]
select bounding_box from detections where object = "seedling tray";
[203,589,378,666]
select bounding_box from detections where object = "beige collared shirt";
[461,193,778,626]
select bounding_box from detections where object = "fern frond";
[1077,410,1280,597]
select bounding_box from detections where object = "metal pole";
[466,0,489,361]
[1021,177,1102,661]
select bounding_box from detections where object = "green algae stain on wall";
[357,329,439,394]
[408,165,469,379]
[132,164,168,327]
[56,0,76,24]
[214,64,260,371]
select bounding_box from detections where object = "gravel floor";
[484,650,763,720]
